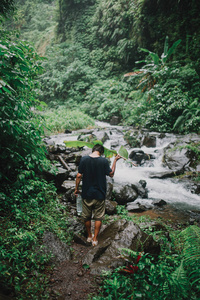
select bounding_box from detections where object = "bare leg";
[85,220,92,238]
[93,220,102,241]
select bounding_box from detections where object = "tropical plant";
[179,225,200,294]
[135,36,181,92]
[0,26,46,183]
[173,98,200,133]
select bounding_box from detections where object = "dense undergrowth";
[93,208,200,300]
[0,179,72,299]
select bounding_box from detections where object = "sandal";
[92,240,98,246]
[87,234,94,243]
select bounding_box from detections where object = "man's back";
[78,156,111,200]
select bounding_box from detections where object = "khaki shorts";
[82,199,105,221]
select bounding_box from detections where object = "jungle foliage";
[0,12,71,299]
[1,0,200,298]
[11,0,200,134]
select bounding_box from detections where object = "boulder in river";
[113,183,138,204]
[162,135,200,173]
[110,115,120,125]
[142,133,156,148]
[129,150,152,165]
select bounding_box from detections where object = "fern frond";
[171,260,188,290]
[180,225,200,265]
[163,261,189,298]
[119,248,138,258]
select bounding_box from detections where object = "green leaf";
[63,140,117,158]
[82,264,90,269]
[118,145,128,159]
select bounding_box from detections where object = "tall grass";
[43,106,95,133]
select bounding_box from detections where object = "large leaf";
[63,140,117,158]
[118,145,128,160]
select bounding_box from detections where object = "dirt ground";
[49,242,100,300]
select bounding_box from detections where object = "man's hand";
[74,189,80,196]
[75,172,82,196]
[115,154,122,161]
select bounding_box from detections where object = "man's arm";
[109,154,121,177]
[75,172,82,195]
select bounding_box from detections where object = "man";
[75,144,121,246]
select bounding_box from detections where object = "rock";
[127,199,153,211]
[149,170,184,179]
[78,133,97,142]
[83,219,160,275]
[47,144,67,154]
[67,217,85,235]
[124,130,141,148]
[65,129,72,134]
[42,231,72,264]
[126,202,143,212]
[110,140,120,149]
[152,199,167,207]
[106,178,113,200]
[105,200,118,215]
[162,136,200,173]
[142,134,156,147]
[113,183,138,205]
[132,181,148,198]
[129,150,150,165]
[110,116,120,125]
[73,233,89,246]
[43,167,69,189]
[92,130,110,143]
[139,180,147,188]
[62,180,76,202]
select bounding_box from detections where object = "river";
[49,121,200,214]
[96,121,200,212]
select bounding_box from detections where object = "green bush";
[83,78,131,121]
[0,25,46,183]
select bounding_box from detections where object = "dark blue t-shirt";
[78,156,112,200]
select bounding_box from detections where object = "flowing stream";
[50,121,200,214]
[96,121,200,212]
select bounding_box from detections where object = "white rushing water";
[98,122,200,211]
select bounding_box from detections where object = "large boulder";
[83,219,160,275]
[113,183,138,205]
[105,200,118,215]
[129,150,152,165]
[162,135,200,173]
